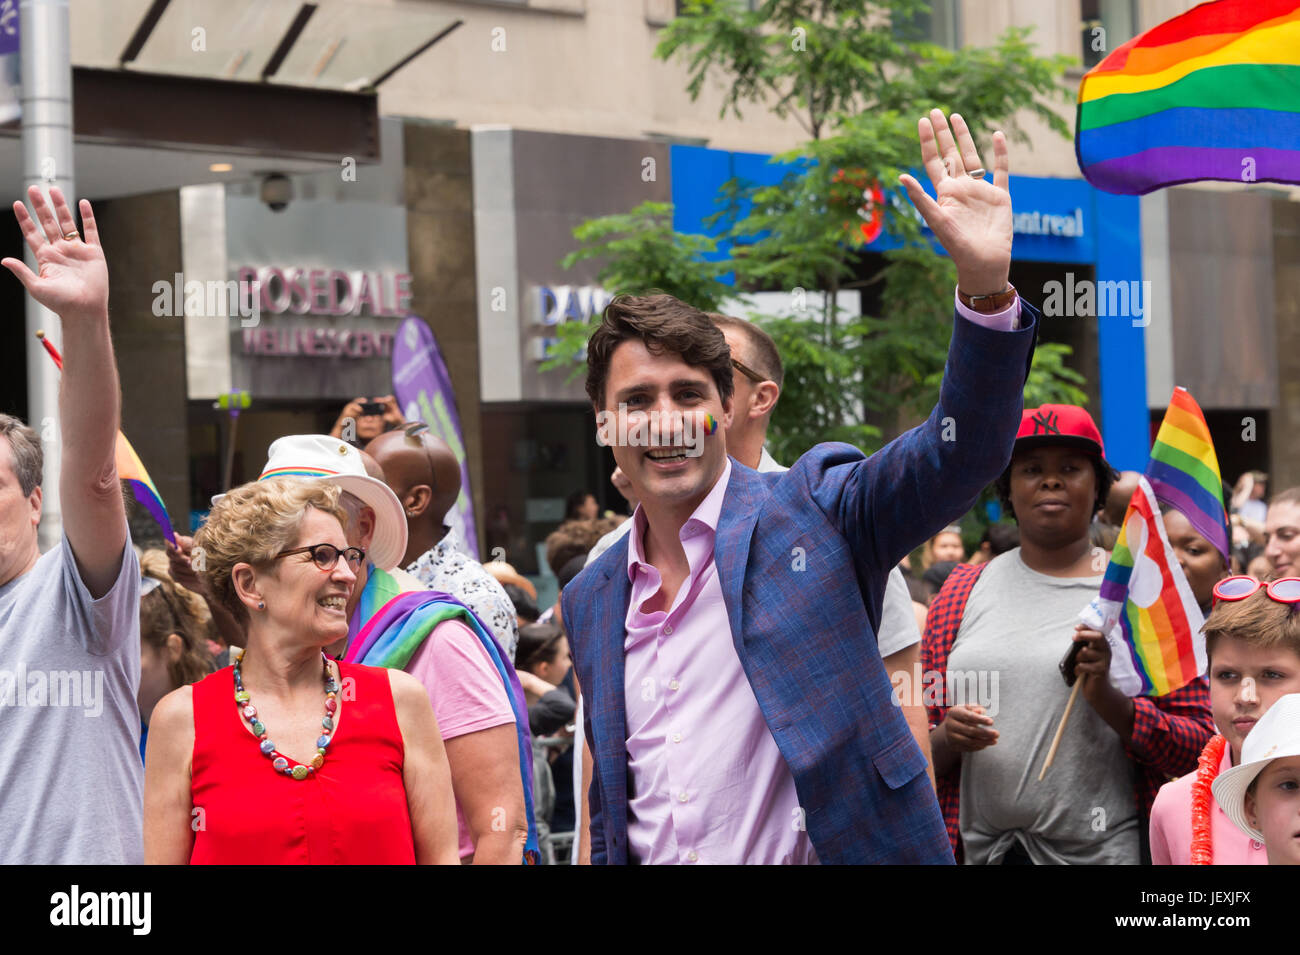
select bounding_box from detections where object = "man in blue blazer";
[563,110,1038,864]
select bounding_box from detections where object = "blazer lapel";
[713,459,764,649]
[591,536,633,847]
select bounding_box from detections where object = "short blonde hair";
[194,477,347,625]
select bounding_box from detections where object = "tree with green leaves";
[546,0,1085,470]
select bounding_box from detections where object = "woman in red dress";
[143,478,459,864]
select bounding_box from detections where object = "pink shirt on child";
[406,619,517,859]
[1149,743,1268,865]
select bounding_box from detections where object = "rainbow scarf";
[117,432,175,544]
[1076,0,1300,194]
[343,565,540,864]
[1147,387,1230,563]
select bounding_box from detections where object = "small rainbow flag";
[1076,0,1300,195]
[117,433,176,545]
[1146,386,1230,562]
[1080,387,1226,697]
[1082,477,1206,697]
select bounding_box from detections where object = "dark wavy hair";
[584,293,734,409]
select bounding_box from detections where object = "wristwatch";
[958,283,1017,313]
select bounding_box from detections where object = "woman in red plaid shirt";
[922,405,1214,864]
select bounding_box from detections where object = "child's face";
[1245,755,1300,865]
[1209,636,1300,764]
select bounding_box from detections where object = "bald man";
[366,429,519,662]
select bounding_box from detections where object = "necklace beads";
[233,652,338,780]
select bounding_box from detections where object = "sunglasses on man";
[731,357,768,384]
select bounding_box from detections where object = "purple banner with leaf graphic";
[392,316,479,559]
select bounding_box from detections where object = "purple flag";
[392,317,480,559]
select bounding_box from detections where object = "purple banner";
[0,0,19,124]
[392,317,480,559]
[0,0,17,56]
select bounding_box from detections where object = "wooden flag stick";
[1038,680,1082,782]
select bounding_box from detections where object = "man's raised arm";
[809,111,1036,574]
[2,187,125,597]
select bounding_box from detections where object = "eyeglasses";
[731,357,767,384]
[275,543,366,572]
[1212,575,1300,606]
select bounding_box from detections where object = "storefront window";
[892,0,961,49]
[1082,0,1138,69]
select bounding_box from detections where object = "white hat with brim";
[1212,692,1300,844]
[211,434,408,572]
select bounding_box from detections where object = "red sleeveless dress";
[189,661,417,864]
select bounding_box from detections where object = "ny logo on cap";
[1031,410,1061,435]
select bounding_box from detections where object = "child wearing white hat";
[1213,692,1300,865]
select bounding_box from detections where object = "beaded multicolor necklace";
[233,652,338,781]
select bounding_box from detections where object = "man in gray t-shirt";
[0,186,143,864]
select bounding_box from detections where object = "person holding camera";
[330,395,404,448]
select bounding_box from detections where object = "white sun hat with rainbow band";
[214,434,408,572]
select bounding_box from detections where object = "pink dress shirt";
[618,296,1019,864]
[1149,744,1268,865]
[623,459,816,864]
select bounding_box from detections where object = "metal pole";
[20,0,75,552]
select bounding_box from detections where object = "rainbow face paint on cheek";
[702,413,718,436]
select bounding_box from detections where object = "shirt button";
[687,850,699,862]
[668,679,680,691]
[678,792,689,803]
[664,625,673,635]
[672,733,682,743]
[1252,840,1265,850]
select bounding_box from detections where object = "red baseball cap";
[1015,404,1106,459]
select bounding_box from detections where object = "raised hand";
[899,110,1013,296]
[1,186,109,323]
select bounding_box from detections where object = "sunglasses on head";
[731,357,767,384]
[1212,575,1300,606]
[275,543,366,572]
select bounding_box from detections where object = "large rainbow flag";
[1076,0,1300,195]
[1080,387,1226,696]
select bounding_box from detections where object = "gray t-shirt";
[948,548,1138,865]
[0,534,142,863]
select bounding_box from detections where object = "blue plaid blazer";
[563,306,1039,864]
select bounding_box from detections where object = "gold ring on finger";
[62,230,80,241]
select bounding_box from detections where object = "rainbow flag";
[1080,388,1226,696]
[116,432,176,545]
[1146,386,1230,562]
[1076,0,1300,195]
[1082,477,1206,696]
